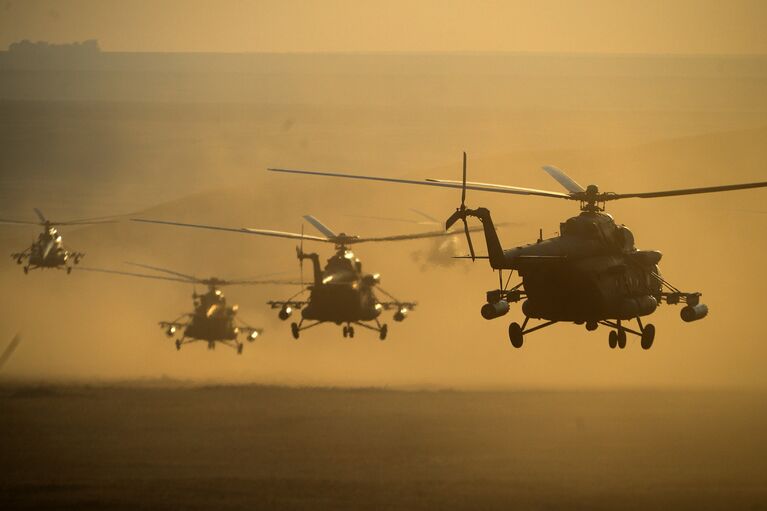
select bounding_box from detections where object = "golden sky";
[2,0,767,54]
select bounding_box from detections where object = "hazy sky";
[2,0,767,54]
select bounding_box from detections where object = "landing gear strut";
[599,317,655,350]
[507,317,558,349]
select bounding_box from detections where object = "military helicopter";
[77,262,298,354]
[1,208,117,274]
[131,215,464,339]
[260,156,767,350]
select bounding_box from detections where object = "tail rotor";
[445,152,476,261]
[296,223,305,288]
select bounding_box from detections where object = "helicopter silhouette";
[260,155,767,350]
[131,215,465,339]
[77,262,299,354]
[0,208,117,274]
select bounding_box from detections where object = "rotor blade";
[0,218,43,226]
[74,266,192,283]
[33,208,47,223]
[302,215,337,239]
[608,181,767,200]
[0,334,22,371]
[53,212,127,225]
[125,262,197,281]
[221,278,304,286]
[354,225,484,243]
[463,218,476,261]
[541,165,586,193]
[56,219,120,226]
[346,213,427,225]
[425,178,571,199]
[131,218,330,243]
[268,167,571,199]
[409,208,440,224]
[462,151,467,205]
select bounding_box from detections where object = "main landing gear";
[342,325,355,338]
[507,317,558,349]
[599,318,655,350]
[290,319,323,339]
[506,316,655,350]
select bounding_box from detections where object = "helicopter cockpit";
[325,249,359,274]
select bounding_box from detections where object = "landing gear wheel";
[291,322,300,340]
[23,266,28,274]
[379,324,388,341]
[175,339,181,351]
[608,330,618,349]
[237,344,243,355]
[508,322,524,348]
[641,324,655,350]
[617,329,627,349]
[342,326,348,338]
[67,266,72,274]
[348,327,355,338]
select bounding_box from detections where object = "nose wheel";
[640,324,655,350]
[291,322,300,339]
[508,322,523,348]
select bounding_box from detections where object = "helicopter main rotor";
[132,213,473,249]
[264,163,767,214]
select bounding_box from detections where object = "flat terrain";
[1,385,766,510]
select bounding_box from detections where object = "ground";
[1,385,766,510]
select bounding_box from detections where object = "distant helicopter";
[0,208,116,274]
[260,156,767,350]
[350,208,483,268]
[78,263,298,354]
[131,215,463,339]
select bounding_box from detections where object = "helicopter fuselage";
[183,289,240,341]
[15,227,83,271]
[300,249,382,323]
[477,209,666,322]
[302,281,382,323]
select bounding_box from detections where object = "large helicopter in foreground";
[1,208,117,274]
[131,215,467,340]
[78,263,298,354]
[262,156,767,350]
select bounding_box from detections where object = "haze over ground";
[0,2,765,389]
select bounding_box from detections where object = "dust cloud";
[0,50,765,389]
